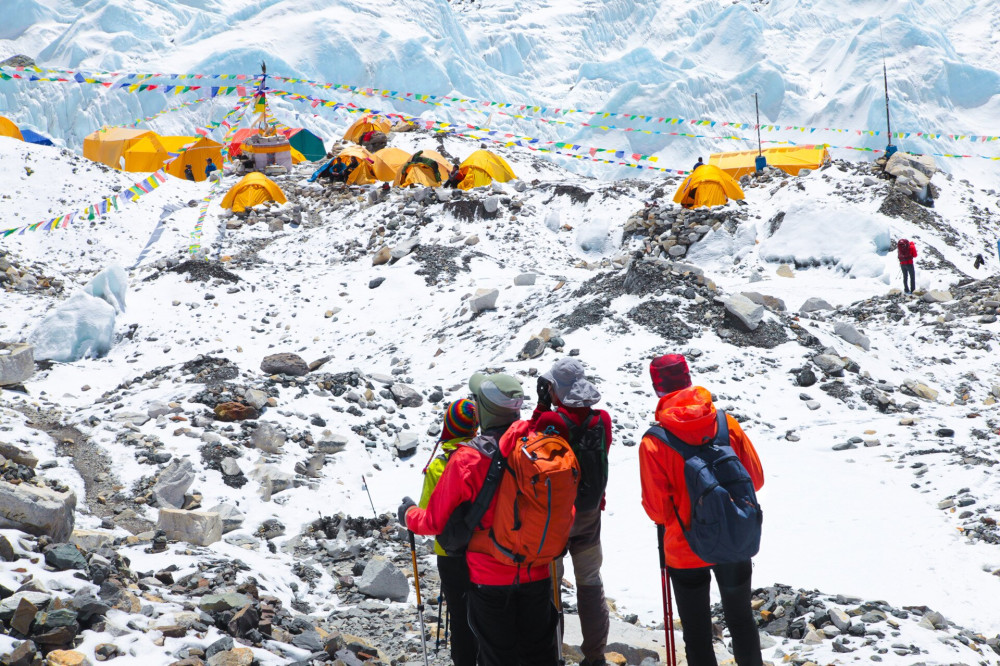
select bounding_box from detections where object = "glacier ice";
[28,292,117,362]
[82,264,128,313]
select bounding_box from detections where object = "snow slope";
[2,0,1000,180]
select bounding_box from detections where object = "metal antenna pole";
[755,92,762,156]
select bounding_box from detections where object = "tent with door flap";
[456,149,517,190]
[394,149,453,187]
[221,172,287,213]
[343,114,392,144]
[673,164,744,209]
[0,116,24,141]
[709,146,830,179]
[372,147,411,182]
[122,135,223,181]
[309,145,377,184]
[83,128,158,170]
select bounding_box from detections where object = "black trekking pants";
[468,578,558,666]
[668,561,762,666]
[437,555,477,666]
[901,263,915,293]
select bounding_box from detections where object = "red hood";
[654,386,719,445]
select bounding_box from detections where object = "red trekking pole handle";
[657,524,677,666]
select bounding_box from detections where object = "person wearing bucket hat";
[639,355,765,666]
[402,373,566,665]
[533,358,613,666]
[411,398,480,666]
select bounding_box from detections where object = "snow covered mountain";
[3,0,1000,180]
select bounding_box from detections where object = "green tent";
[284,128,326,162]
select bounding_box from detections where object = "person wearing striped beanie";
[412,398,480,666]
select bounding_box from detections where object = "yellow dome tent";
[673,164,745,209]
[457,149,517,190]
[372,147,411,182]
[122,135,223,181]
[709,146,831,179]
[338,145,378,185]
[395,149,453,187]
[0,116,23,141]
[221,172,287,213]
[343,114,393,144]
[83,128,158,170]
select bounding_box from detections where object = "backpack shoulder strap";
[645,425,700,460]
[459,438,507,533]
[558,409,593,442]
[713,410,730,448]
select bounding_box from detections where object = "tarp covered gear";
[372,147,411,182]
[708,146,831,179]
[457,149,517,190]
[20,128,54,146]
[122,135,223,182]
[221,172,287,212]
[83,128,158,170]
[344,114,393,143]
[672,164,744,209]
[0,116,23,141]
[395,149,453,188]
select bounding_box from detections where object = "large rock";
[833,322,871,350]
[0,442,38,468]
[0,481,76,542]
[0,343,34,386]
[151,458,195,509]
[469,288,499,314]
[885,152,936,187]
[250,464,295,500]
[799,297,834,314]
[356,556,409,602]
[315,432,348,454]
[922,290,953,303]
[214,402,258,421]
[741,291,787,312]
[44,543,88,571]
[724,294,765,331]
[250,422,285,454]
[903,380,939,401]
[813,354,847,376]
[260,353,309,377]
[394,433,419,458]
[208,503,245,534]
[156,508,222,546]
[389,383,423,408]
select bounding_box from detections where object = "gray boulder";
[44,543,88,571]
[395,433,419,458]
[357,556,409,602]
[0,343,34,386]
[886,152,936,184]
[250,422,286,454]
[390,383,423,408]
[514,273,537,286]
[483,195,500,214]
[724,294,764,331]
[151,458,195,508]
[833,322,871,350]
[207,503,245,534]
[741,291,787,312]
[0,442,38,468]
[799,297,834,314]
[0,481,76,542]
[813,354,847,375]
[315,432,349,454]
[156,508,222,546]
[469,288,499,314]
[260,353,310,377]
[922,290,953,303]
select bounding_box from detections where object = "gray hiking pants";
[555,508,610,662]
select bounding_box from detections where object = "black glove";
[537,377,553,409]
[397,497,416,527]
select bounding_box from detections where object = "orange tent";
[372,147,411,182]
[343,114,392,143]
[0,116,23,141]
[394,149,453,187]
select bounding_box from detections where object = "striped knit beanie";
[440,398,478,441]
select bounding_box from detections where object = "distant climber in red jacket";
[897,238,917,294]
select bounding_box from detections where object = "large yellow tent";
[709,146,830,179]
[343,114,393,144]
[372,147,411,182]
[122,135,223,181]
[83,128,158,170]
[673,164,745,209]
[395,149,453,187]
[221,172,287,213]
[457,149,517,190]
[338,145,378,185]
[0,116,23,141]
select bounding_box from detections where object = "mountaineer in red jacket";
[897,238,918,294]
[639,355,765,666]
[533,358,612,666]
[400,372,567,666]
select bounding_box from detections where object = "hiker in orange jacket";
[639,354,765,666]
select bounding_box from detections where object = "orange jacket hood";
[654,386,719,445]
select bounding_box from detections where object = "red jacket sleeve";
[911,242,917,258]
[639,433,673,525]
[727,415,764,491]
[405,448,479,535]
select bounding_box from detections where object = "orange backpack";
[473,428,581,568]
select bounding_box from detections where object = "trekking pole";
[658,525,678,666]
[551,561,565,666]
[408,531,431,666]
[361,475,377,518]
[444,605,450,649]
